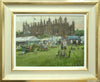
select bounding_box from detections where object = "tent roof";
[67,36,80,40]
[16,36,40,42]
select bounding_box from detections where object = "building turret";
[34,22,36,27]
[55,18,57,24]
[40,19,43,25]
[44,19,45,25]
[72,21,75,35]
[64,17,67,23]
[23,21,29,35]
[38,22,39,26]
[59,16,62,23]
[48,18,51,22]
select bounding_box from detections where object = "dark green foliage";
[37,34,49,39]
[75,29,84,36]
[43,34,49,37]
[16,32,19,36]
[16,32,24,36]
[20,32,23,35]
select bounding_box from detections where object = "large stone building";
[23,16,75,37]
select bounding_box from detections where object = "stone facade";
[23,16,75,36]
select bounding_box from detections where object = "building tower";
[72,21,75,35]
[23,21,29,35]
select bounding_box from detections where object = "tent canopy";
[67,36,80,40]
[16,36,40,42]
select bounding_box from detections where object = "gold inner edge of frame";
[11,12,14,71]
[86,13,89,71]
[11,12,88,71]
[95,2,99,79]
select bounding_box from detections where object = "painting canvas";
[15,14,86,67]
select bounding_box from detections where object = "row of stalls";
[40,36,84,45]
[16,36,84,46]
[16,36,41,53]
[16,36,40,46]
[16,36,84,54]
[16,36,62,46]
[67,36,84,45]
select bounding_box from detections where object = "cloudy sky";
[15,14,85,32]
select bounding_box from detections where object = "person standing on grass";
[61,41,63,55]
[70,40,73,51]
[63,39,67,57]
[76,40,78,46]
[45,43,47,49]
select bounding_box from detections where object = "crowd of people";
[16,37,84,58]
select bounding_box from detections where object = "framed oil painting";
[2,0,99,80]
[14,14,86,69]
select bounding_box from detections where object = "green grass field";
[16,45,84,66]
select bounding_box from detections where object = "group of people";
[39,41,57,50]
[60,39,67,57]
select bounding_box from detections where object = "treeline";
[16,29,84,37]
[75,29,84,36]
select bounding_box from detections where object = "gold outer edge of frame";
[95,2,99,79]
[1,2,5,80]
[1,77,98,81]
[98,1,100,81]
[3,1,98,5]
[0,0,3,80]
[11,12,88,71]
[0,0,1,78]
[0,1,98,81]
[1,1,5,80]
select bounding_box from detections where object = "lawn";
[16,45,84,66]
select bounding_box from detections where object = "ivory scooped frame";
[1,0,99,81]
